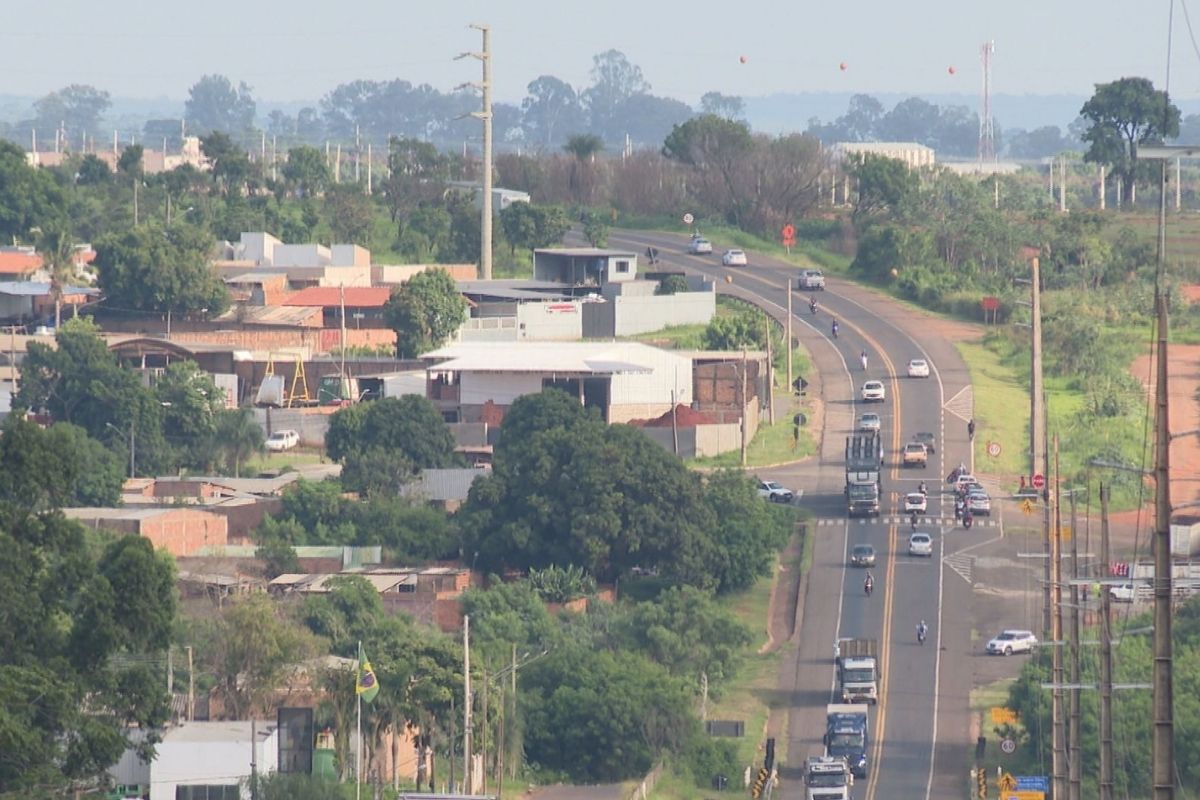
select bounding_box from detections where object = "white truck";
[797,269,826,290]
[804,756,853,800]
[835,638,879,705]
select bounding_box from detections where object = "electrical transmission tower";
[978,41,995,162]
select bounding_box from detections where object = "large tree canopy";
[1080,76,1180,204]
[383,268,468,358]
[185,74,257,136]
[94,222,229,317]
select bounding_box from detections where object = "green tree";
[33,84,111,149]
[0,509,176,794]
[94,222,229,317]
[581,209,609,247]
[0,139,66,241]
[327,395,459,474]
[563,134,604,204]
[117,144,144,176]
[498,202,571,254]
[0,417,123,511]
[521,75,585,148]
[324,183,375,243]
[186,74,257,136]
[848,152,919,223]
[701,310,766,350]
[1080,76,1180,205]
[281,145,330,198]
[460,390,720,587]
[662,114,754,227]
[34,222,81,328]
[201,593,322,719]
[700,470,790,593]
[521,644,696,781]
[200,131,254,195]
[656,274,690,295]
[213,407,265,477]
[699,91,745,120]
[76,153,112,185]
[383,268,468,358]
[153,360,226,467]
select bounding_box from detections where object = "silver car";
[908,532,933,557]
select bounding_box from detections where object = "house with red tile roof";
[282,286,393,328]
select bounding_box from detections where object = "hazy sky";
[3,0,1193,106]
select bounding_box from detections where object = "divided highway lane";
[610,231,978,799]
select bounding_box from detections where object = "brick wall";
[138,510,229,557]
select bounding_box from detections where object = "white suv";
[688,237,713,255]
[986,629,1038,656]
[265,429,300,452]
[861,380,886,403]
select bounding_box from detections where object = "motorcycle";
[917,624,928,645]
[864,576,874,597]
[963,511,974,530]
[832,321,840,339]
[809,298,818,315]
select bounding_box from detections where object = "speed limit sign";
[682,212,694,225]
[986,440,1002,458]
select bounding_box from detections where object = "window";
[614,260,630,274]
[176,785,239,800]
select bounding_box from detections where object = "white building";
[109,721,279,800]
[834,142,937,169]
[215,232,372,288]
[421,340,693,424]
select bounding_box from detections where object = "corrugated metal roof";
[400,467,489,502]
[212,305,322,326]
[533,247,637,258]
[421,341,662,375]
[0,281,98,297]
[282,287,392,307]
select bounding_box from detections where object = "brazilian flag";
[356,643,380,703]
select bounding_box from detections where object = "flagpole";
[356,640,362,800]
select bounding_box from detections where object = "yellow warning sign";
[1021,499,1034,516]
[1001,792,1044,800]
[1057,526,1072,542]
[998,773,1018,792]
[990,707,1019,725]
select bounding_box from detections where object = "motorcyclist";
[864,572,874,596]
[831,319,839,339]
[917,620,928,644]
[963,508,974,529]
[809,296,818,314]
[910,511,919,531]
[919,481,928,496]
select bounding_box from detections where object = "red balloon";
[947,65,957,75]
[839,62,848,71]
[739,55,748,64]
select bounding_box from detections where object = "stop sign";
[1032,473,1046,490]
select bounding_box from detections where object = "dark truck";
[845,432,883,517]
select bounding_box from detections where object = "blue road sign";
[1016,776,1050,792]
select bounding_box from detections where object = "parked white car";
[908,532,933,557]
[265,429,300,452]
[688,237,713,255]
[986,629,1038,656]
[907,358,930,378]
[721,249,748,266]
[861,380,886,403]
[1110,583,1136,603]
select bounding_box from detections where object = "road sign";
[990,707,1018,725]
[683,212,694,225]
[781,223,796,239]
[998,772,1017,792]
[1001,792,1044,800]
[783,236,797,249]
[1031,473,1046,490]
[981,296,1001,311]
[1021,499,1035,516]
[1016,776,1050,792]
[1000,738,1017,754]
[986,440,1002,458]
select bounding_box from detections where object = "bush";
[684,733,742,788]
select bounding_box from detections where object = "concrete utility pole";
[458,24,493,280]
[1027,256,1050,639]
[785,283,792,399]
[740,348,749,467]
[1099,484,1114,800]
[463,615,472,793]
[1051,436,1066,800]
[1068,491,1082,800]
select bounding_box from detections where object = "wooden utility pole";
[785,282,792,398]
[1051,435,1066,800]
[1099,484,1114,800]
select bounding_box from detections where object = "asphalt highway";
[610,230,988,800]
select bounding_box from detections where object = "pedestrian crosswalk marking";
[813,517,1000,528]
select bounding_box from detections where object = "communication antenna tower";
[979,40,995,162]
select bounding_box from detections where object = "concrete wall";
[460,372,543,407]
[372,263,477,284]
[254,408,332,448]
[582,301,616,339]
[459,316,519,342]
[516,300,584,340]
[609,350,692,407]
[612,292,716,336]
[150,724,279,800]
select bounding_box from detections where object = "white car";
[265,429,300,452]
[796,269,826,290]
[908,532,933,557]
[954,474,980,494]
[757,480,794,503]
[986,629,1038,656]
[688,237,713,255]
[857,412,882,432]
[1109,583,1136,603]
[965,489,991,515]
[861,380,886,403]
[721,249,748,266]
[907,358,930,378]
[903,492,927,514]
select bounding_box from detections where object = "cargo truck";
[804,756,853,800]
[845,433,883,517]
[825,704,869,778]
[835,639,879,705]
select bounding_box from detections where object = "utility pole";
[458,25,493,280]
[1051,435,1065,800]
[1099,484,1114,800]
[764,314,774,425]
[463,614,472,794]
[1152,239,1175,800]
[1030,256,1050,639]
[1068,490,1082,800]
[785,281,793,395]
[740,348,748,467]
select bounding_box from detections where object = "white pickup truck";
[796,269,826,290]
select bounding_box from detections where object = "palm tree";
[563,134,604,205]
[215,407,264,477]
[36,225,80,329]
